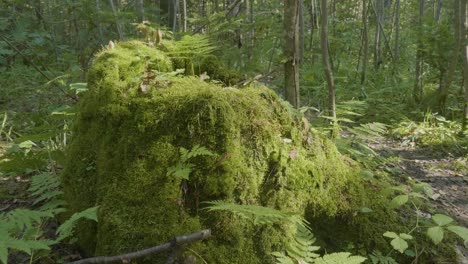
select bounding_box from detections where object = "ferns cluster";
[205,201,366,264]
[0,172,98,264]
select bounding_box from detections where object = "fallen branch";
[67,229,212,264]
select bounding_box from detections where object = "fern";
[55,206,98,242]
[0,209,54,232]
[282,224,320,263]
[167,145,216,180]
[0,209,55,264]
[180,145,216,162]
[314,252,366,264]
[164,35,216,60]
[204,201,316,262]
[204,201,303,226]
[56,206,99,242]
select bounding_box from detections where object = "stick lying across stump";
[67,229,212,264]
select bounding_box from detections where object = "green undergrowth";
[61,41,454,263]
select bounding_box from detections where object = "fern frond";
[314,252,366,264]
[28,173,60,196]
[285,224,319,263]
[56,206,99,242]
[0,237,52,264]
[0,208,55,264]
[181,145,216,161]
[164,35,216,60]
[1,209,53,232]
[204,201,303,226]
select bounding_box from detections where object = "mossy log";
[62,41,384,263]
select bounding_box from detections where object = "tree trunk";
[394,0,400,61]
[438,0,462,113]
[435,0,443,22]
[182,0,187,32]
[137,0,145,22]
[321,0,336,119]
[299,0,305,62]
[284,0,300,108]
[462,0,468,134]
[374,0,384,69]
[361,0,369,84]
[413,0,425,103]
[173,0,179,32]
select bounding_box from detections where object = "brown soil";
[370,139,468,263]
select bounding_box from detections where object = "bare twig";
[0,35,78,101]
[67,229,212,264]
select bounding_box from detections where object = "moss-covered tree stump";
[62,41,377,263]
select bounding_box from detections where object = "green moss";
[62,41,416,263]
[195,55,241,85]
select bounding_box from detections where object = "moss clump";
[195,55,241,85]
[62,41,389,263]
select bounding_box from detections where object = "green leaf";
[69,83,88,94]
[383,231,398,239]
[359,170,374,181]
[0,241,7,264]
[390,237,408,253]
[427,226,444,245]
[404,249,416,257]
[409,192,426,199]
[412,183,433,197]
[399,233,413,240]
[390,195,409,208]
[446,225,468,241]
[18,140,36,149]
[432,214,454,226]
[391,185,407,193]
[359,207,373,213]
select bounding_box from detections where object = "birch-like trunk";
[321,0,336,119]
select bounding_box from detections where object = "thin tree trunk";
[462,0,468,134]
[308,0,317,52]
[438,0,463,112]
[435,0,443,22]
[182,0,187,32]
[394,0,400,61]
[361,0,369,84]
[137,0,145,22]
[299,0,305,62]
[321,0,336,119]
[109,0,124,40]
[414,0,425,103]
[374,0,384,69]
[284,0,300,108]
[173,0,179,32]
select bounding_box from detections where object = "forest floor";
[369,139,468,262]
[1,137,467,262]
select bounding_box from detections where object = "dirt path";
[370,139,468,263]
